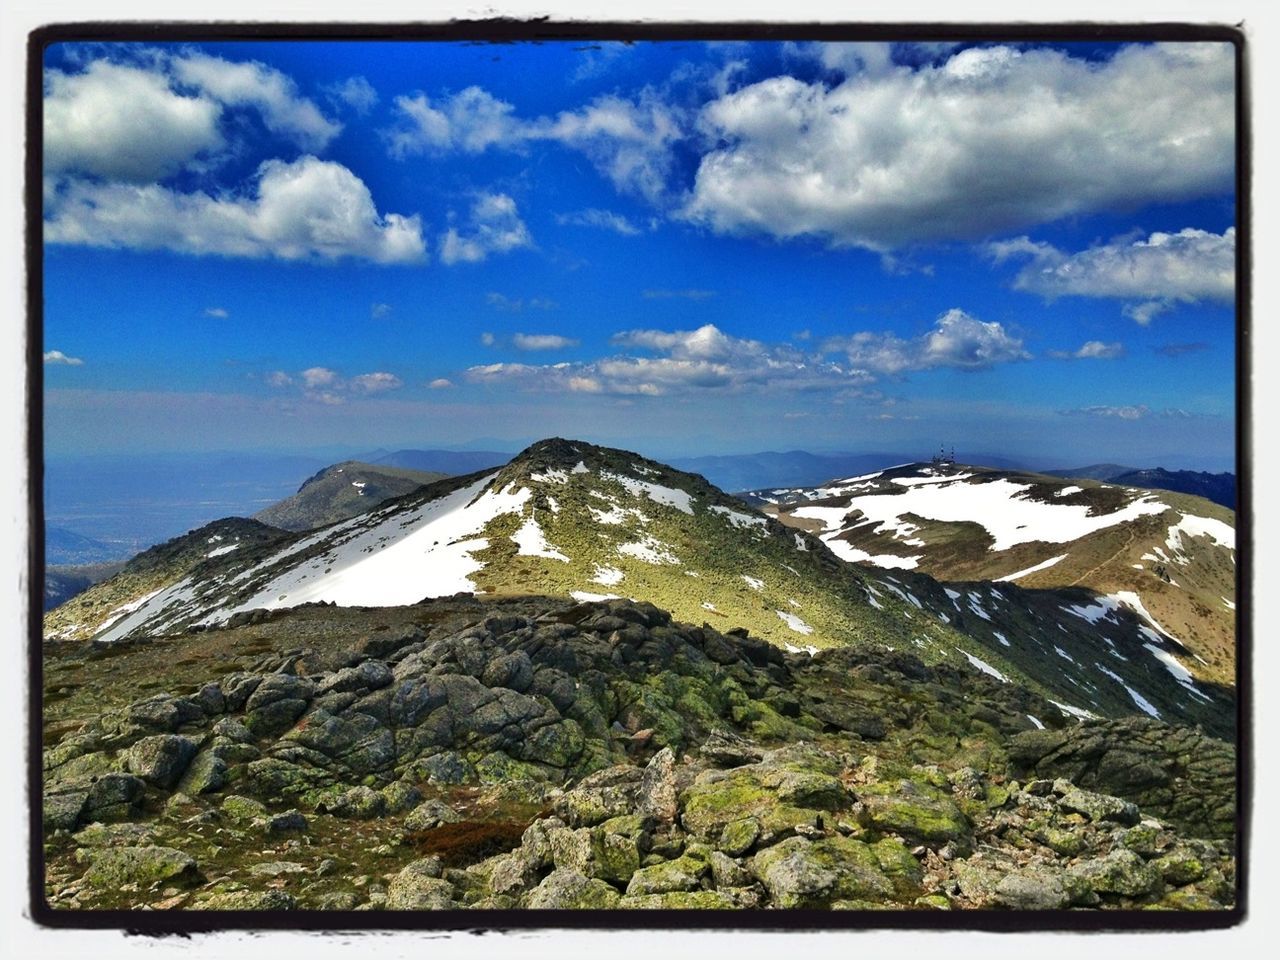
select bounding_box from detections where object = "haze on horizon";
[42,38,1238,472]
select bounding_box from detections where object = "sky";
[40,37,1238,468]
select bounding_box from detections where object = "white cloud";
[990,226,1235,321]
[555,208,642,236]
[439,193,532,265]
[480,332,496,346]
[823,308,1030,374]
[325,75,379,114]
[169,51,340,152]
[266,370,294,387]
[44,350,84,366]
[386,87,683,202]
[371,302,392,319]
[301,366,339,389]
[512,333,580,351]
[684,43,1234,250]
[1060,405,1151,420]
[641,288,716,300]
[350,372,403,393]
[204,307,229,318]
[44,59,224,181]
[44,156,426,264]
[428,378,454,389]
[1048,340,1125,361]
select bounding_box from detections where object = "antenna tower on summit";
[931,443,956,474]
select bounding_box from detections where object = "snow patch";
[512,516,570,562]
[741,575,764,591]
[776,610,814,635]
[590,565,624,586]
[710,504,767,529]
[604,471,695,514]
[996,554,1068,582]
[961,651,1008,682]
[571,591,620,603]
[617,536,679,565]
[207,543,240,558]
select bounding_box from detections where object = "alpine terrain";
[40,439,1238,914]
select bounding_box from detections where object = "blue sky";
[41,38,1237,468]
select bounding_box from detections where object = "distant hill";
[45,526,132,565]
[669,450,1029,493]
[370,449,512,475]
[1050,465,1235,509]
[44,561,126,611]
[253,460,448,532]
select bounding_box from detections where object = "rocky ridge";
[42,595,1235,912]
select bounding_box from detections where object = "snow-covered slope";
[745,462,1238,685]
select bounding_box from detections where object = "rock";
[625,854,708,896]
[380,781,423,815]
[698,728,764,768]
[1069,849,1164,898]
[220,794,268,822]
[404,799,462,832]
[680,766,833,844]
[855,779,970,845]
[199,889,297,910]
[243,699,309,738]
[82,773,146,823]
[77,845,200,889]
[1057,785,1141,826]
[263,810,308,834]
[386,860,458,909]
[481,651,534,692]
[484,851,541,896]
[708,851,751,888]
[1153,848,1209,886]
[637,747,678,823]
[522,869,621,909]
[993,864,1072,910]
[248,860,308,877]
[316,660,394,696]
[718,818,761,857]
[620,890,739,909]
[321,785,386,819]
[750,835,893,908]
[43,788,88,831]
[176,751,228,795]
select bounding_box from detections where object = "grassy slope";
[252,461,448,532]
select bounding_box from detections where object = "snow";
[1062,595,1121,625]
[741,574,764,591]
[783,642,820,655]
[961,651,1008,682]
[1112,590,1185,647]
[603,471,695,514]
[571,591,620,602]
[822,537,921,569]
[804,476,1169,553]
[1166,513,1235,553]
[1097,664,1162,718]
[1132,563,1144,569]
[1053,645,1076,663]
[1050,699,1099,721]
[776,610,814,635]
[967,598,992,621]
[219,473,528,613]
[617,536,679,565]
[591,565,624,586]
[588,502,633,526]
[1144,643,1195,685]
[996,554,1068,582]
[944,588,962,601]
[709,504,767,529]
[794,533,809,552]
[207,543,240,558]
[1054,486,1083,497]
[547,497,561,514]
[993,631,1010,647]
[530,468,569,484]
[891,472,974,487]
[571,461,590,474]
[1026,715,1046,730]
[1222,597,1236,611]
[701,601,718,612]
[512,516,570,562]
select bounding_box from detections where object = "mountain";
[743,462,1237,687]
[45,526,130,565]
[41,593,1235,912]
[253,460,448,532]
[667,450,1029,494]
[1048,465,1235,509]
[369,449,512,475]
[44,562,127,611]
[44,439,1233,737]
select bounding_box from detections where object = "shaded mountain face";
[1049,465,1235,510]
[42,440,1234,736]
[253,461,448,532]
[745,462,1237,690]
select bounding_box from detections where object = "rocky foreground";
[42,596,1235,912]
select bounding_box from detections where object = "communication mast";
[930,443,956,474]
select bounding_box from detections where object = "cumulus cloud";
[265,370,293,386]
[428,378,454,389]
[301,366,339,389]
[169,51,340,152]
[324,75,379,114]
[485,292,556,312]
[268,366,402,402]
[44,156,426,264]
[204,307,229,318]
[44,59,224,181]
[439,193,532,265]
[386,87,684,203]
[823,309,1030,374]
[513,333,580,351]
[555,208,642,236]
[684,43,1234,250]
[990,227,1235,321]
[350,372,403,393]
[44,349,84,366]
[44,51,341,182]
[371,302,392,319]
[1060,405,1151,420]
[1048,340,1125,360]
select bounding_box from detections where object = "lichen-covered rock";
[620,890,738,909]
[993,864,1073,910]
[1056,783,1140,826]
[176,750,228,795]
[1153,847,1209,886]
[221,794,268,822]
[1069,849,1164,898]
[77,845,200,889]
[386,860,458,909]
[750,835,893,908]
[320,785,386,819]
[198,889,297,910]
[521,868,621,909]
[624,853,708,896]
[637,747,678,823]
[404,798,462,832]
[855,779,970,845]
